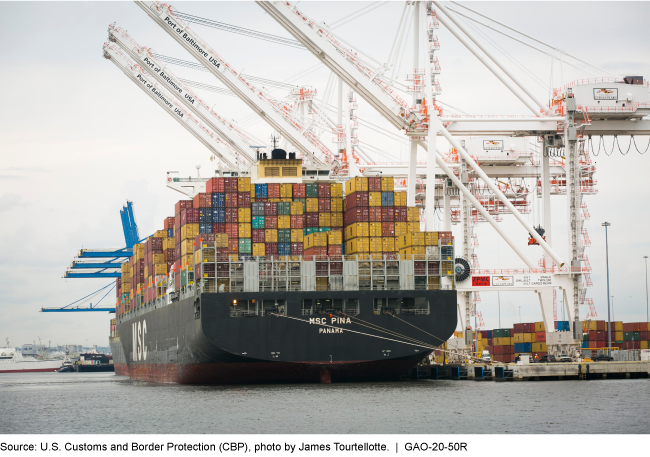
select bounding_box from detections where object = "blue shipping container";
[278,243,291,255]
[212,192,225,207]
[199,223,213,234]
[487,330,493,338]
[381,192,394,207]
[514,343,524,353]
[523,343,532,353]
[582,341,589,348]
[255,184,268,198]
[212,208,225,224]
[167,228,173,237]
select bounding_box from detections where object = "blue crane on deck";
[42,201,144,313]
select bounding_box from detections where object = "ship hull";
[113,289,457,385]
[0,367,60,374]
[109,336,128,376]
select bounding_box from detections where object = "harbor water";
[1,372,648,434]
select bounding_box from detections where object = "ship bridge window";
[402,297,430,315]
[262,299,285,316]
[373,298,400,315]
[265,167,280,177]
[344,298,359,316]
[318,170,330,176]
[313,298,342,314]
[230,299,257,317]
[302,299,313,316]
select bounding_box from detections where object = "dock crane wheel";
[454,258,471,282]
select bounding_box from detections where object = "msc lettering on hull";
[131,320,148,362]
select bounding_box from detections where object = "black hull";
[74,364,115,373]
[113,289,457,384]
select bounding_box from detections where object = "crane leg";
[537,289,555,333]
[407,139,418,207]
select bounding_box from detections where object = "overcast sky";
[1,1,649,348]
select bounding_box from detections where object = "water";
[1,372,649,434]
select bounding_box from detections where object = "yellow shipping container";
[252,243,265,257]
[493,337,513,346]
[327,230,342,245]
[319,213,331,227]
[369,222,382,237]
[121,263,131,274]
[278,215,291,229]
[394,222,408,237]
[330,198,343,212]
[641,341,649,350]
[532,342,548,352]
[523,333,533,343]
[144,265,149,279]
[181,223,199,240]
[194,250,201,266]
[331,212,343,227]
[534,322,545,332]
[152,253,165,264]
[330,182,343,197]
[290,202,303,215]
[180,254,193,271]
[424,232,439,246]
[268,198,281,203]
[370,237,383,252]
[394,191,407,207]
[513,333,525,343]
[613,321,623,332]
[306,198,319,213]
[238,223,251,238]
[305,232,328,248]
[238,177,251,193]
[181,239,192,256]
[407,207,419,222]
[153,264,167,275]
[280,183,293,198]
[250,187,256,199]
[290,229,304,243]
[382,237,395,252]
[614,331,624,341]
[238,208,251,223]
[265,229,278,243]
[380,177,394,191]
[399,246,425,257]
[162,237,173,251]
[407,222,420,234]
[368,192,382,207]
[397,232,425,249]
[215,233,229,248]
[154,230,167,238]
[345,222,369,240]
[133,244,144,261]
[346,177,368,194]
[280,198,292,203]
[345,237,370,254]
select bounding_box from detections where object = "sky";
[1,1,649,348]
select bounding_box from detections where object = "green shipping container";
[239,238,252,253]
[278,202,291,215]
[293,198,306,213]
[317,227,332,232]
[493,328,510,338]
[303,227,318,236]
[252,215,265,229]
[623,332,641,341]
[305,183,319,198]
[278,229,291,243]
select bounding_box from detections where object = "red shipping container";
[226,223,239,238]
[380,207,394,222]
[238,192,251,208]
[304,213,318,227]
[175,244,181,260]
[255,198,268,203]
[175,200,193,216]
[291,242,304,255]
[484,345,493,354]
[345,207,369,225]
[631,322,642,331]
[509,329,514,337]
[394,207,407,222]
[267,183,280,198]
[494,346,505,355]
[368,177,382,192]
[507,345,514,354]
[381,222,395,237]
[293,183,306,198]
[318,198,331,212]
[228,238,239,253]
[588,330,598,340]
[164,217,175,229]
[224,177,238,193]
[588,340,597,349]
[520,323,531,333]
[487,338,493,346]
[641,331,648,341]
[328,245,342,256]
[305,246,327,258]
[193,192,210,209]
[368,207,382,222]
[633,341,641,349]
[213,223,226,233]
[182,208,199,224]
[225,207,239,223]
[216,247,229,260]
[318,183,331,197]
[595,320,606,331]
[175,216,182,232]
[346,192,369,209]
[480,330,488,339]
[622,323,632,332]
[265,216,278,229]
[146,237,163,253]
[206,177,225,193]
[639,323,648,332]
[513,323,523,333]
[164,248,175,262]
[265,243,278,256]
[225,193,238,208]
[252,229,265,243]
[535,331,546,342]
[290,215,305,229]
[265,202,278,216]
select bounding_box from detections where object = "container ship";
[109,154,458,384]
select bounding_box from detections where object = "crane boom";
[256,1,415,131]
[103,43,237,167]
[135,1,334,167]
[108,24,256,164]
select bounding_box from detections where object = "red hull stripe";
[0,368,59,373]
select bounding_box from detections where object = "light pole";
[602,222,611,352]
[643,255,650,322]
[611,296,614,321]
